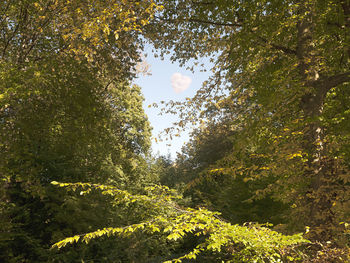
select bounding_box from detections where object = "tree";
[0,54,153,261]
[145,0,350,244]
[0,0,159,73]
[169,120,288,226]
[2,0,349,261]
[0,0,157,261]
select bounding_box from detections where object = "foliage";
[1,0,350,261]
[51,181,308,263]
[0,1,158,261]
[0,54,153,261]
[159,119,288,232]
[0,0,161,73]
[146,0,350,245]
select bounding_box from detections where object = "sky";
[133,46,212,158]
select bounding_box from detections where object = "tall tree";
[146,0,350,243]
[0,54,153,262]
[0,0,156,261]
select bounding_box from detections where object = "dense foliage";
[0,0,349,262]
[148,0,350,246]
[0,0,154,261]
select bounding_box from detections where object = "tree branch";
[158,15,295,56]
[190,0,216,5]
[308,71,350,94]
[186,18,242,27]
[256,35,296,55]
[323,71,350,90]
[155,16,241,28]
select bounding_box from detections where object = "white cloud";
[171,73,192,94]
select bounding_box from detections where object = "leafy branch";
[51,181,309,262]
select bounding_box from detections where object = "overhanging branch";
[309,71,350,94]
[323,71,350,89]
[257,35,296,55]
[187,18,242,27]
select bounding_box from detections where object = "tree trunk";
[296,2,338,242]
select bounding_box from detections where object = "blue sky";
[133,46,211,158]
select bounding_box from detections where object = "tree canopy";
[146,0,350,243]
[1,0,349,262]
